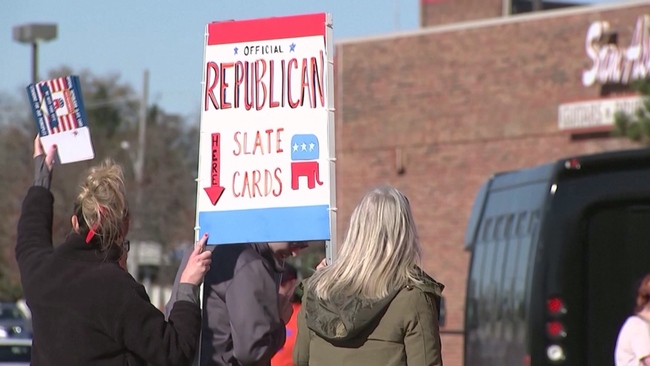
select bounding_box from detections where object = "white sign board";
[558,96,644,131]
[196,13,336,245]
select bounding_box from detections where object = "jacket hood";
[251,242,284,273]
[301,268,443,342]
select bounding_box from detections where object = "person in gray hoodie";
[166,241,307,366]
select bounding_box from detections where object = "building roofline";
[336,0,650,45]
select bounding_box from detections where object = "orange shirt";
[271,303,301,366]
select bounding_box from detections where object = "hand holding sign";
[180,233,212,286]
[33,136,57,171]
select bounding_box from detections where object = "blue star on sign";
[290,134,319,161]
[234,47,238,55]
[289,43,296,52]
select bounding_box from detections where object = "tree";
[286,241,326,280]
[0,92,29,126]
[613,80,650,145]
[0,110,38,300]
[127,104,199,247]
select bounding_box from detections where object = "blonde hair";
[307,185,422,301]
[73,159,129,253]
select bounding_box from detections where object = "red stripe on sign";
[208,13,326,45]
[65,115,72,130]
[71,113,79,128]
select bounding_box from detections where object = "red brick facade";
[334,3,650,365]
[421,0,504,27]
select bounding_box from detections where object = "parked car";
[0,338,30,365]
[0,304,31,339]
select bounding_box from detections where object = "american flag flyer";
[26,75,95,164]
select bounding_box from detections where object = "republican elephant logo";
[290,134,323,190]
[53,98,65,110]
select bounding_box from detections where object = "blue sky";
[1,0,609,119]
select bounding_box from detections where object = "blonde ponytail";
[74,159,129,253]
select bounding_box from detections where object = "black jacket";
[166,243,285,366]
[16,186,201,365]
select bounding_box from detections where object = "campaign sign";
[26,75,94,164]
[196,13,336,245]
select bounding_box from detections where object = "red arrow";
[205,133,225,205]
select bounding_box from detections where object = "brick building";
[333,1,650,364]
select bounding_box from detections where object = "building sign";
[196,13,336,245]
[558,95,643,131]
[583,15,650,86]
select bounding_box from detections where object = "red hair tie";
[85,206,106,244]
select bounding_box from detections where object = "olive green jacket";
[293,270,444,366]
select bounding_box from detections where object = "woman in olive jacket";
[294,185,444,366]
[15,138,212,365]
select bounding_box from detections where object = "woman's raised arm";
[15,137,57,278]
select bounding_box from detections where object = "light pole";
[119,70,149,234]
[135,69,149,226]
[121,70,149,285]
[12,23,58,83]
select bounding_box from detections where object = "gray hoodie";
[165,243,285,366]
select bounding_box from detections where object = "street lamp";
[12,23,58,83]
[120,70,149,285]
[120,69,149,235]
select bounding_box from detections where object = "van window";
[478,218,497,336]
[502,213,520,342]
[489,215,509,336]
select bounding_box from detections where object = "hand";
[278,293,293,324]
[33,136,56,171]
[278,280,297,299]
[316,257,328,270]
[180,234,212,286]
[33,136,57,189]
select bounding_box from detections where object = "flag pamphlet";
[26,75,95,164]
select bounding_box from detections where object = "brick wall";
[421,0,504,27]
[334,4,650,366]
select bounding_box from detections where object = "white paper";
[40,126,95,164]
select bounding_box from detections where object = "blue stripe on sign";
[199,205,331,245]
[71,76,88,128]
[26,84,48,137]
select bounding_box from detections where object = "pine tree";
[613,80,650,145]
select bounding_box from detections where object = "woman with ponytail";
[15,137,212,365]
[615,274,650,366]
